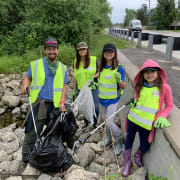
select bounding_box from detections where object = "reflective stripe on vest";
[128,86,159,130]
[30,59,66,107]
[98,66,119,99]
[74,56,96,89]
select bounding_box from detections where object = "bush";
[0,43,75,74]
[57,43,75,66]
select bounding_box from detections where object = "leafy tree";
[0,0,25,35]
[152,0,176,29]
[136,4,149,25]
[123,8,136,27]
[0,0,111,55]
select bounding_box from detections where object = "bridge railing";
[109,28,180,61]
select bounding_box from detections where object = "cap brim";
[77,47,88,50]
[103,48,115,52]
[143,67,158,71]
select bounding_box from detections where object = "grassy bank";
[0,32,132,74]
[89,33,132,60]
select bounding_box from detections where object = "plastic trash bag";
[29,134,74,172]
[28,109,77,173]
[74,81,96,124]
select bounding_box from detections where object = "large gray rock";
[88,162,104,176]
[64,165,100,180]
[76,143,96,167]
[12,107,21,115]
[0,107,5,115]
[131,167,147,180]
[37,174,52,180]
[7,80,20,90]
[2,95,20,107]
[0,74,5,79]
[22,164,41,176]
[0,160,25,175]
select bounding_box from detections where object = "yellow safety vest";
[128,86,159,130]
[74,56,96,90]
[98,66,120,99]
[30,58,66,108]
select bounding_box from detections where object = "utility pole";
[146,0,151,24]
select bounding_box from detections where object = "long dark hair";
[75,49,90,69]
[99,51,118,72]
[136,71,163,94]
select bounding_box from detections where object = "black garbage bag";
[28,108,77,173]
[29,134,74,172]
[42,108,78,141]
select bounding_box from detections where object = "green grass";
[101,173,121,180]
[0,49,41,74]
[0,32,132,74]
[89,32,132,60]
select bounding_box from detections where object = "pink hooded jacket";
[133,59,173,143]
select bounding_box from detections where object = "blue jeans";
[125,119,150,153]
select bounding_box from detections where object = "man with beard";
[21,38,67,163]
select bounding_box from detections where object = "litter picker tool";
[72,98,134,154]
[26,87,42,149]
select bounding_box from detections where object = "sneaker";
[22,153,29,163]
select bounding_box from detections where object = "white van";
[129,19,142,32]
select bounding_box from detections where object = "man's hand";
[59,103,66,112]
[154,117,171,128]
[21,86,28,94]
[114,72,122,83]
[21,75,31,94]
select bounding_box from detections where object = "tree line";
[122,0,176,30]
[0,0,112,56]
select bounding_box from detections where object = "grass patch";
[101,173,121,180]
[89,33,132,59]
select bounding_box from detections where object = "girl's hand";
[154,117,171,128]
[114,72,122,83]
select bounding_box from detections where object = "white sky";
[107,0,179,23]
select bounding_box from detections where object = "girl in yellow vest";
[73,42,99,129]
[122,59,173,177]
[98,43,126,156]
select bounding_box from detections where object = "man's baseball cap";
[44,38,58,47]
[143,67,159,72]
[103,43,117,52]
[76,42,88,50]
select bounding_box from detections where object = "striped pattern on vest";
[128,86,159,130]
[30,58,66,107]
[98,66,119,99]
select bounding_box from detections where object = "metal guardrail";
[109,28,180,61]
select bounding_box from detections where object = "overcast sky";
[107,0,178,24]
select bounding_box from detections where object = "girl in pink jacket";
[122,59,173,177]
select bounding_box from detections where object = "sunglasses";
[45,41,57,45]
